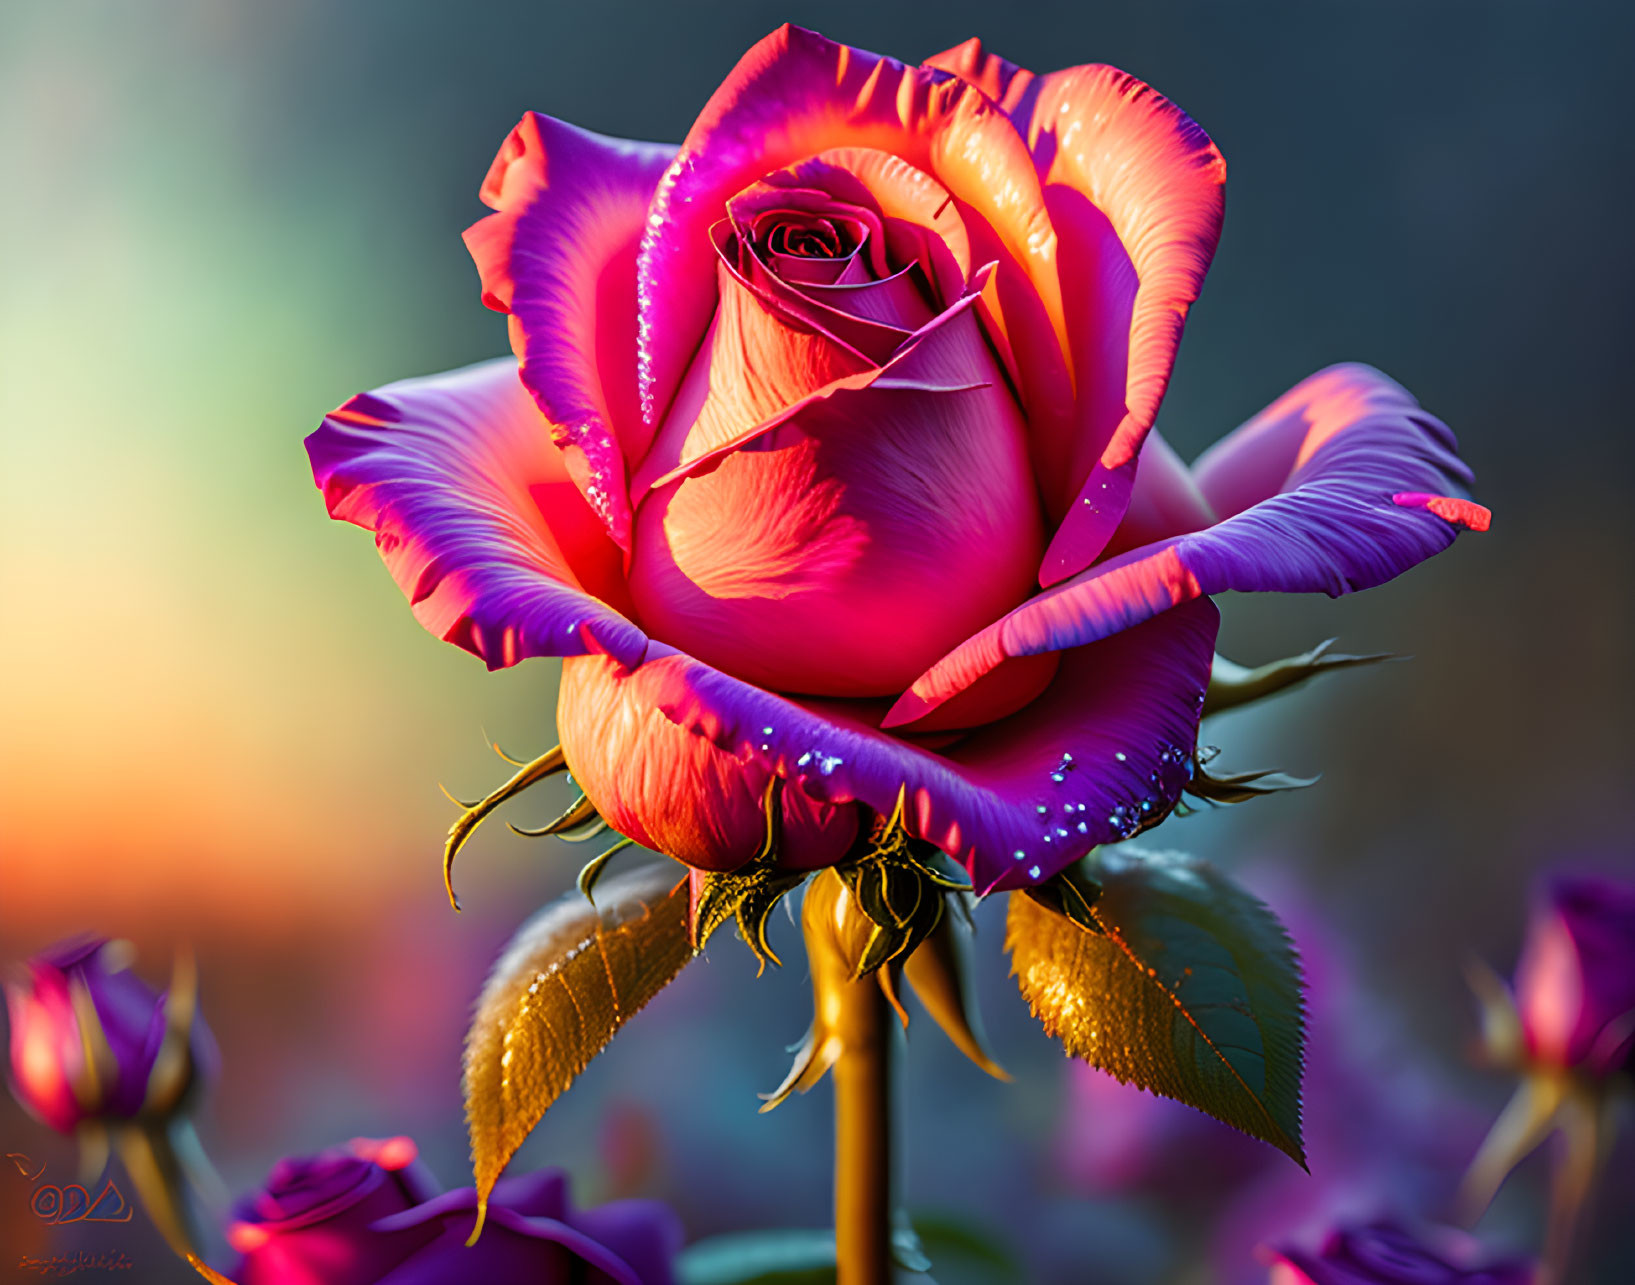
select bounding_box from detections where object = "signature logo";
[7,1153,134,1226]
[18,1251,134,1277]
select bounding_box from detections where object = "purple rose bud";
[228,1138,682,1285]
[5,937,212,1134]
[1514,874,1635,1077]
[1263,1222,1533,1285]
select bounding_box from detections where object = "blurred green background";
[2,1,1631,1281]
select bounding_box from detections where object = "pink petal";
[629,252,875,499]
[628,599,1216,889]
[890,363,1480,722]
[635,26,1073,468]
[558,649,859,872]
[305,358,648,670]
[627,296,1042,699]
[1028,64,1226,581]
[929,41,1226,577]
[462,113,674,549]
[1100,428,1218,559]
[923,38,1040,120]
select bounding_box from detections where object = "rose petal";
[306,358,648,670]
[631,266,998,498]
[779,148,973,303]
[1029,65,1226,579]
[558,649,860,872]
[627,293,1042,699]
[636,25,1072,458]
[802,265,937,334]
[1100,428,1218,559]
[929,41,1226,577]
[630,253,876,497]
[633,599,1216,890]
[890,364,1480,722]
[732,229,916,366]
[463,113,675,548]
[923,37,1040,120]
[370,1200,649,1285]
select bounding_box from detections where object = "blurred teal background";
[2,1,1631,1281]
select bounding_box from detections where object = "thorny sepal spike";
[510,793,598,838]
[688,776,807,972]
[1186,758,1318,806]
[830,791,964,978]
[577,838,634,907]
[758,1021,841,1113]
[442,744,568,911]
[1202,640,1398,717]
[903,907,1010,1081]
[1022,855,1105,934]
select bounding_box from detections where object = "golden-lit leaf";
[464,863,691,1237]
[1202,641,1395,717]
[1008,846,1305,1163]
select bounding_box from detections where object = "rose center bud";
[628,186,1044,700]
[764,217,845,258]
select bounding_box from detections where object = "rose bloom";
[308,26,1486,890]
[1513,873,1635,1078]
[225,1136,680,1285]
[5,937,212,1134]
[1262,1222,1532,1285]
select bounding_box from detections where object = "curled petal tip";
[1392,491,1492,532]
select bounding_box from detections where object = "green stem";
[833,972,893,1285]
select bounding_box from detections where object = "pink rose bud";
[5,937,213,1134]
[1264,1222,1532,1285]
[1514,874,1635,1077]
[226,1138,681,1285]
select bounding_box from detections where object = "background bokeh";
[2,1,1631,1281]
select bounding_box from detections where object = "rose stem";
[832,968,894,1285]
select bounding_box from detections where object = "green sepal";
[690,778,807,973]
[576,838,634,907]
[1186,762,1318,805]
[1203,641,1396,717]
[1020,855,1104,932]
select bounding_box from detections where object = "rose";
[5,937,212,1134]
[1513,874,1635,1077]
[307,26,1485,890]
[225,1136,680,1285]
[1262,1223,1533,1285]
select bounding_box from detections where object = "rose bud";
[5,937,212,1135]
[1458,872,1635,1276]
[1263,1222,1533,1285]
[1514,874,1635,1078]
[308,24,1486,896]
[225,1137,681,1285]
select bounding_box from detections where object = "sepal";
[1202,641,1395,717]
